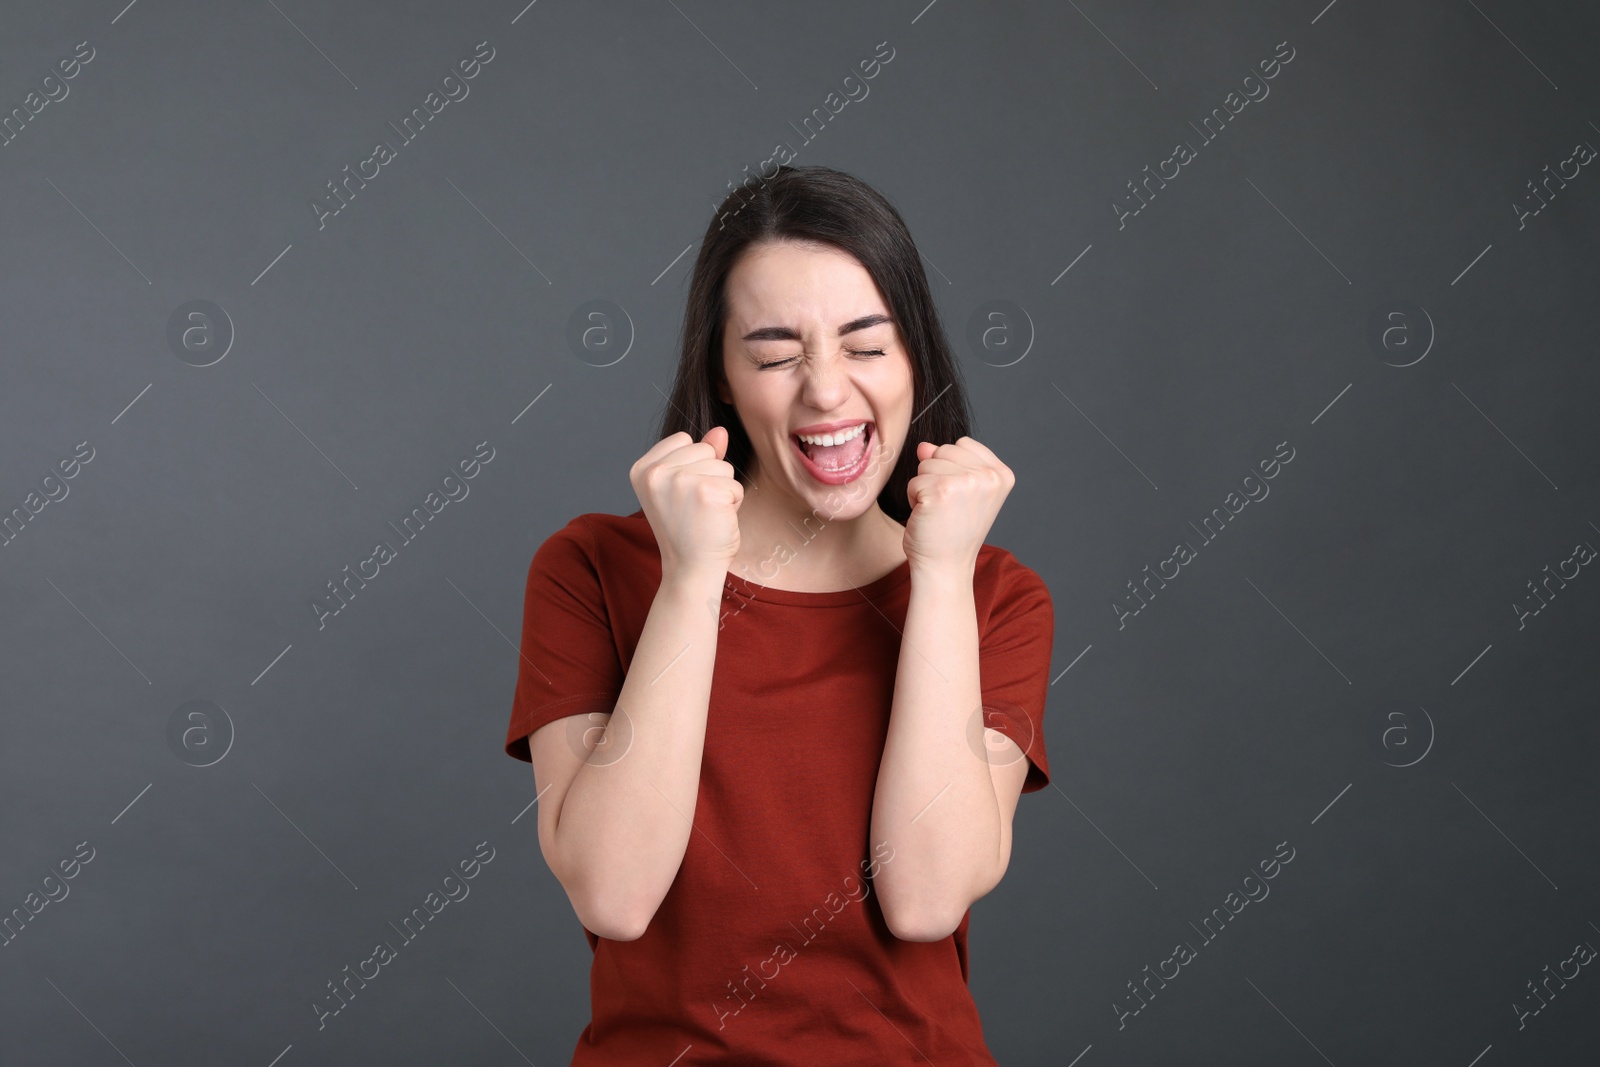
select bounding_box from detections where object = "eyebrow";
[739,313,894,343]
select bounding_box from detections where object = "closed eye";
[756,348,886,371]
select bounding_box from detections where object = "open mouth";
[791,422,874,484]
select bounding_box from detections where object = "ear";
[716,372,732,405]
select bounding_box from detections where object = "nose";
[799,350,853,414]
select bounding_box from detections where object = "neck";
[727,476,903,590]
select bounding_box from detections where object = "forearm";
[553,570,723,934]
[870,565,1001,940]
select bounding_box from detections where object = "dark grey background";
[2,1,1596,1064]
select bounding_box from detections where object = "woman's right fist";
[629,426,744,582]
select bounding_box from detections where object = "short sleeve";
[977,556,1054,793]
[503,515,626,763]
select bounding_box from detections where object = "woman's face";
[717,239,914,519]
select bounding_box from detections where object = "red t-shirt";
[504,510,1053,1065]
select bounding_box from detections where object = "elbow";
[565,859,664,940]
[880,864,1000,942]
[882,899,965,943]
[545,846,659,942]
[584,909,652,943]
[571,883,656,942]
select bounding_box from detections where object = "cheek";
[740,400,788,445]
[888,356,914,399]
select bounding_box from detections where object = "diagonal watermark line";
[251,381,360,490]
[252,643,293,685]
[1465,0,1558,90]
[1051,383,1159,489]
[1311,782,1351,825]
[254,782,360,890]
[1065,0,1157,89]
[444,976,538,1065]
[1451,382,1558,488]
[648,775,759,891]
[1451,243,1493,286]
[46,177,151,284]
[511,383,553,424]
[650,381,761,490]
[1244,975,1337,1065]
[844,576,949,684]
[44,978,137,1066]
[652,242,695,285]
[1244,576,1351,684]
[1452,781,1558,890]
[843,974,936,1063]
[446,176,552,283]
[1051,243,1092,285]
[112,383,152,424]
[264,0,358,89]
[1245,177,1351,285]
[1451,643,1492,685]
[652,380,708,438]
[252,243,293,285]
[511,0,540,24]
[1051,783,1158,889]
[910,382,951,427]
[1311,0,1339,23]
[511,782,552,824]
[665,0,757,89]
[910,781,953,824]
[1051,643,1091,684]
[1311,382,1351,424]
[112,783,152,824]
[648,642,693,685]
[44,576,151,684]
[446,577,552,686]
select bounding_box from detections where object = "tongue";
[803,430,868,472]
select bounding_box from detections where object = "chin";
[810,475,884,519]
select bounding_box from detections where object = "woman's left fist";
[902,436,1015,575]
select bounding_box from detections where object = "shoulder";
[973,543,1053,640]
[571,509,656,559]
[535,510,650,550]
[976,543,1052,607]
[531,510,658,577]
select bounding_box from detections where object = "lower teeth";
[801,430,867,472]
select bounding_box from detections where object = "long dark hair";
[656,164,973,525]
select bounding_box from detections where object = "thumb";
[702,424,729,460]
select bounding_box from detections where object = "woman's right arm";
[528,567,723,940]
[527,427,743,941]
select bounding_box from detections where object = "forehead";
[723,240,888,328]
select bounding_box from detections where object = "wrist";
[908,559,975,592]
[659,563,729,596]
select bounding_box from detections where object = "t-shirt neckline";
[723,557,913,607]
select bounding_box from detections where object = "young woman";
[504,165,1054,1064]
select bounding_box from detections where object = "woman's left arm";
[870,435,1033,943]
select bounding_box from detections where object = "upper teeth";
[797,423,867,447]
